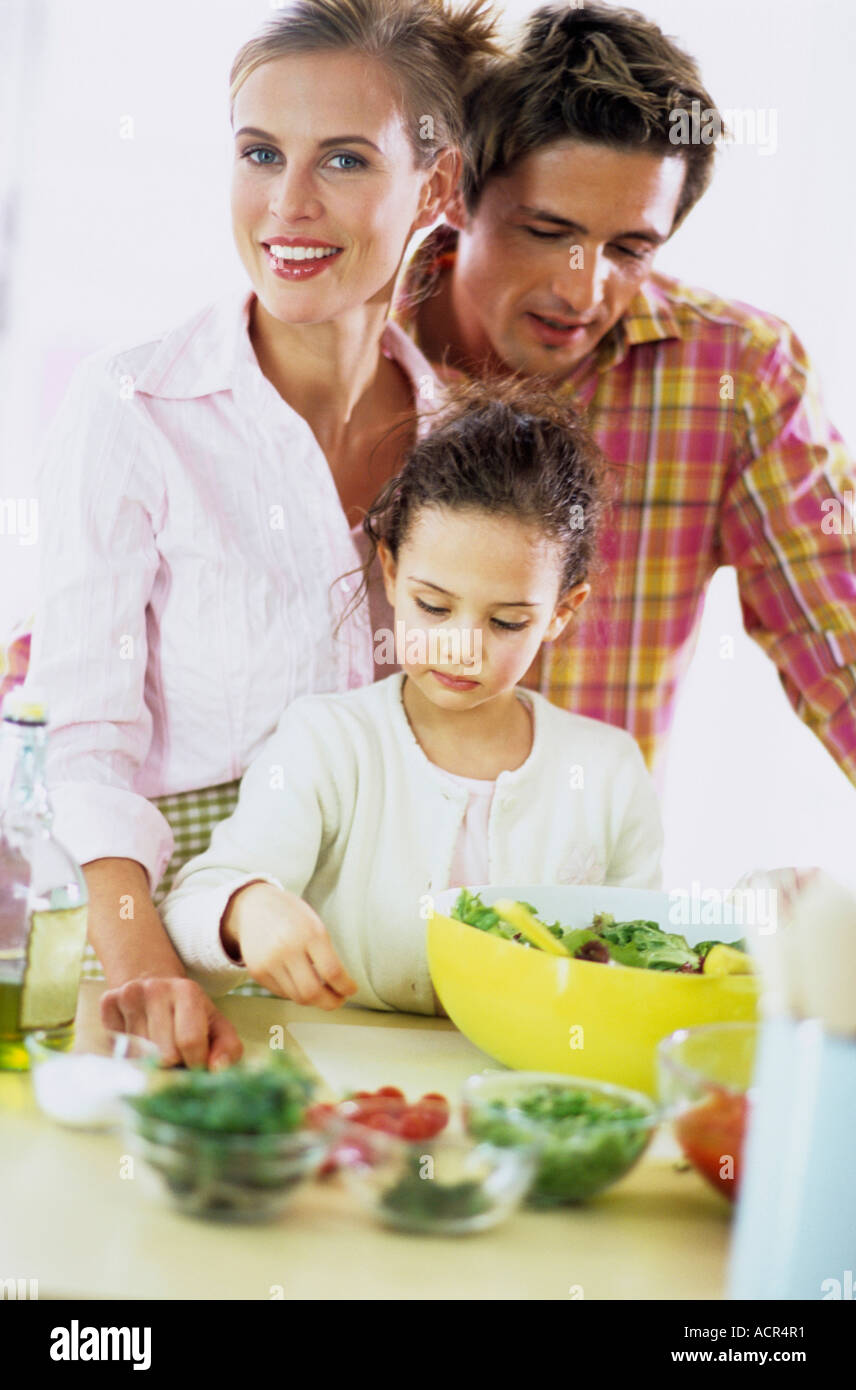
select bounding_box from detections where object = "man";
[394,1,856,793]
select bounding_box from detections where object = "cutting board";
[286,1022,499,1101]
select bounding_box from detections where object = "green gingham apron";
[80,778,270,997]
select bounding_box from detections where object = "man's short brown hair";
[462,2,723,232]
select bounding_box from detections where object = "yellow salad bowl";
[428,886,760,1096]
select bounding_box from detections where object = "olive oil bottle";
[0,688,88,1070]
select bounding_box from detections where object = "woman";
[23,0,497,1068]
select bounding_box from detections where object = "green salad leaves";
[450,889,747,974]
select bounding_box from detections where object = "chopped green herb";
[127,1052,315,1135]
[469,1086,654,1205]
[380,1150,491,1224]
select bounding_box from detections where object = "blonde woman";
[23,0,497,1068]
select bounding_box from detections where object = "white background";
[1,0,854,892]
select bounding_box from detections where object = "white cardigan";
[161,672,664,1014]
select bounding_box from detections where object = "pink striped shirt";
[26,286,438,890]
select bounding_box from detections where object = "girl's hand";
[221,882,358,1010]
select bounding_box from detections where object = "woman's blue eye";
[240,147,366,171]
[327,152,366,171]
[242,146,278,166]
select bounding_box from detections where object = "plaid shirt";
[394,224,856,792]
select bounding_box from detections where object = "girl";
[161,378,664,1014]
[19,0,497,1064]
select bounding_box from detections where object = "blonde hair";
[229,0,499,168]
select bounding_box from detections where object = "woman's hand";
[83,856,243,1070]
[222,882,358,1010]
[100,976,243,1070]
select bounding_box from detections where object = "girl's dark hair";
[337,374,611,631]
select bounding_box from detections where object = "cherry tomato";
[364,1111,402,1134]
[418,1096,450,1127]
[397,1106,448,1140]
[313,1086,451,1169]
[414,1096,449,1116]
[341,1095,398,1119]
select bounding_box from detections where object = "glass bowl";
[120,1057,326,1221]
[122,1109,328,1221]
[328,1121,538,1235]
[25,1026,161,1130]
[462,1070,660,1205]
[657,1021,756,1202]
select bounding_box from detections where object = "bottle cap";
[2,685,49,724]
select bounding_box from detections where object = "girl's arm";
[161,696,355,1003]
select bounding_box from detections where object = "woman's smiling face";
[231,49,445,324]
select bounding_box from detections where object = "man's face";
[449,140,686,378]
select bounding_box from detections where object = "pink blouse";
[26,285,439,891]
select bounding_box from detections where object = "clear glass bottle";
[0,687,88,1070]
